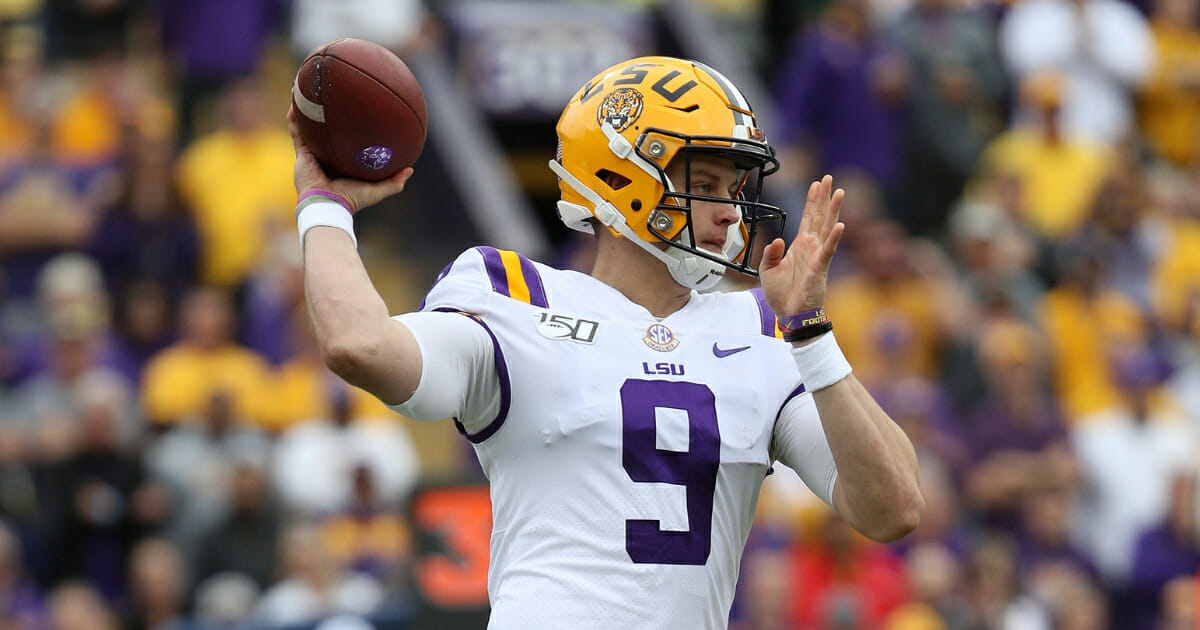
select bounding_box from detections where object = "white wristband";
[790,332,852,392]
[296,198,357,248]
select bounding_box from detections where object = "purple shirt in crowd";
[774,23,904,185]
[156,0,288,79]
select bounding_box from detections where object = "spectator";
[193,462,280,590]
[1138,0,1200,166]
[88,131,199,309]
[155,0,288,143]
[1128,469,1200,630]
[773,0,906,193]
[729,548,792,630]
[1064,167,1158,309]
[290,0,438,63]
[0,25,42,177]
[963,534,1051,630]
[174,78,297,291]
[0,120,102,311]
[790,512,911,628]
[999,0,1155,146]
[824,219,949,386]
[975,73,1114,239]
[252,522,385,627]
[45,582,119,630]
[139,286,271,427]
[42,0,147,63]
[1071,345,1195,606]
[318,464,412,586]
[39,379,169,603]
[961,318,1076,529]
[945,199,1044,325]
[143,390,270,559]
[884,542,973,630]
[1015,481,1096,582]
[101,281,177,386]
[271,392,419,517]
[1157,575,1197,630]
[0,521,45,630]
[192,572,260,629]
[1039,237,1149,420]
[125,538,193,630]
[887,0,1007,235]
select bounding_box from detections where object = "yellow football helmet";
[549,56,782,290]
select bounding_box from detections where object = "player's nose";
[711,201,739,227]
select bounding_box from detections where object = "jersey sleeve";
[770,386,839,507]
[394,246,537,440]
[386,311,502,435]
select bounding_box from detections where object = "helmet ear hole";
[597,169,632,191]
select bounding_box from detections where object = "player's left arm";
[760,175,923,542]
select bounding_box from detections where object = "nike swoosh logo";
[713,342,751,358]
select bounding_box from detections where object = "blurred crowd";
[729,0,1200,626]
[0,0,1195,629]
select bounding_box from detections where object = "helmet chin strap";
[548,159,730,290]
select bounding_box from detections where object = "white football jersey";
[411,246,838,630]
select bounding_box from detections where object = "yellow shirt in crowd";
[825,276,943,384]
[980,129,1113,239]
[1152,217,1200,328]
[1139,22,1200,166]
[176,128,297,288]
[267,357,398,432]
[141,343,272,426]
[1039,288,1146,421]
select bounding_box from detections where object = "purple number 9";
[620,379,720,565]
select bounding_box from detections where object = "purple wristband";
[779,307,829,333]
[298,189,353,214]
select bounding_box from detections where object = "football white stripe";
[292,76,325,123]
[692,60,751,126]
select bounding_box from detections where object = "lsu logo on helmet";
[596,88,644,132]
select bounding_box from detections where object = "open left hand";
[288,105,412,213]
[758,174,845,319]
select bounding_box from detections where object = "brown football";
[292,38,427,181]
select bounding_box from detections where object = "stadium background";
[0,0,1196,629]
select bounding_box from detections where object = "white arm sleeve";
[770,389,839,507]
[386,311,501,432]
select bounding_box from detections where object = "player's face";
[665,154,744,254]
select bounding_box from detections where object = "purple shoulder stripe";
[749,287,777,337]
[517,254,549,308]
[432,307,511,444]
[475,246,511,298]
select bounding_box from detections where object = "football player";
[289,56,923,629]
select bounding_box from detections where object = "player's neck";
[591,234,691,318]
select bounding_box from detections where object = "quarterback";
[290,56,923,629]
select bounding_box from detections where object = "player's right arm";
[302,227,420,404]
[289,104,424,405]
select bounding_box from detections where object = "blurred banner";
[447,2,655,118]
[408,483,492,629]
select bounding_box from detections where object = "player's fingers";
[795,181,818,238]
[819,222,845,266]
[385,168,414,194]
[760,238,785,271]
[822,187,845,237]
